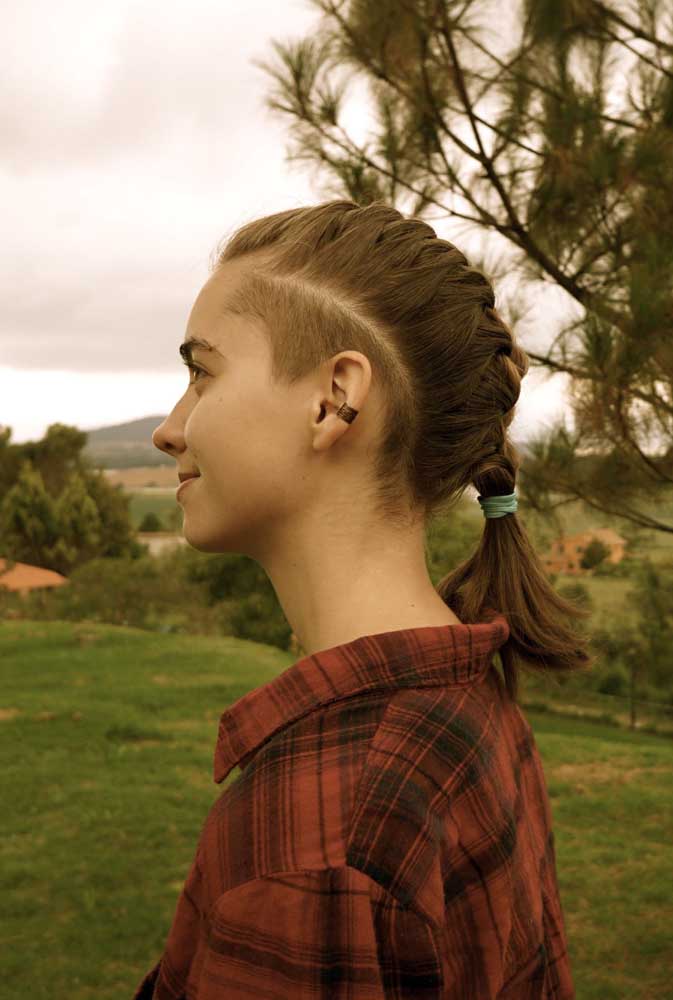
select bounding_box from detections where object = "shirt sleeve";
[191,866,444,999]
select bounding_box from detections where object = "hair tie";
[478,492,517,518]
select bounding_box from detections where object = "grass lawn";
[1,620,671,999]
[126,490,181,531]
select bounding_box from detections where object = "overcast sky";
[2,0,572,446]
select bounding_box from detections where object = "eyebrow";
[179,336,224,363]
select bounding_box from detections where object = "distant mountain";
[82,415,172,469]
[83,415,166,443]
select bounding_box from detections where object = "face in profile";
[152,257,367,562]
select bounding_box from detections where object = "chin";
[184,533,224,554]
[179,516,211,550]
[181,519,233,554]
[181,503,263,560]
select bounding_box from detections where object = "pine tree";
[49,471,104,573]
[0,460,60,568]
[255,0,673,533]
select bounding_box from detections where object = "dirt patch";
[104,466,176,488]
[554,761,671,785]
[0,707,21,721]
[31,710,83,722]
[175,765,211,789]
[73,628,103,646]
[159,718,205,732]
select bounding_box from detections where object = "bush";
[15,550,208,631]
[0,585,25,620]
[19,554,163,628]
[138,511,163,532]
[596,664,629,696]
[5,544,296,651]
[229,590,294,649]
[579,538,611,571]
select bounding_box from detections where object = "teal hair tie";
[478,491,518,518]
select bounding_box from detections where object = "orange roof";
[0,558,68,592]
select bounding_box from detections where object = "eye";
[181,359,208,386]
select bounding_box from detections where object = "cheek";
[183,394,224,460]
[184,391,296,494]
[185,393,254,481]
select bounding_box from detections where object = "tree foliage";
[579,536,611,569]
[0,461,61,569]
[254,0,673,533]
[139,511,164,532]
[0,423,142,574]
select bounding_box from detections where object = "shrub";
[6,544,296,651]
[579,538,611,571]
[138,511,163,532]
[19,554,162,628]
[596,664,629,696]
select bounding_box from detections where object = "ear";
[311,397,359,452]
[310,352,370,452]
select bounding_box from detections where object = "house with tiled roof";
[0,558,69,597]
[541,528,626,576]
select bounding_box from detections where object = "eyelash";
[181,359,207,385]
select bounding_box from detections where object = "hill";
[82,415,172,469]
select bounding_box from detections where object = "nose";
[152,397,189,458]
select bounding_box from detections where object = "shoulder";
[199,683,514,926]
[346,684,504,928]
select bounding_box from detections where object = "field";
[127,490,181,531]
[103,466,177,489]
[1,620,672,999]
[101,467,181,531]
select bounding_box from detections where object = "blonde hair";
[212,199,595,701]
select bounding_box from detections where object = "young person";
[136,200,593,998]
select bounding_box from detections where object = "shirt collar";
[213,610,510,783]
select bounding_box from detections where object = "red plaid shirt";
[132,612,575,998]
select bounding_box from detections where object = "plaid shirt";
[132,612,574,998]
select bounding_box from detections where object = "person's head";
[152,249,399,556]
[153,199,594,700]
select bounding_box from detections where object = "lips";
[176,474,200,500]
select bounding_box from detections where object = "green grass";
[1,620,672,999]
[126,490,181,531]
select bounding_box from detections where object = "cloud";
[2,0,321,170]
[2,0,325,381]
[1,0,571,444]
[0,366,185,442]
